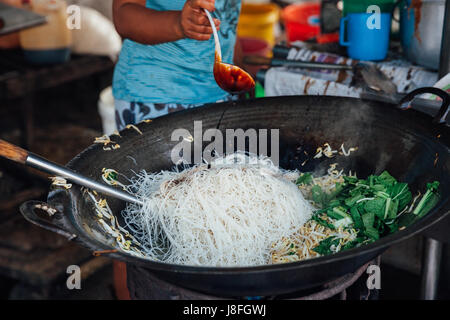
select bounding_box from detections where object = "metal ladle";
[204,9,255,94]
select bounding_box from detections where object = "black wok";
[20,94,450,297]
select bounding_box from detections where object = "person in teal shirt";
[112,0,242,130]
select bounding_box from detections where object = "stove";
[126,259,380,300]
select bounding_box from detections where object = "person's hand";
[179,0,220,41]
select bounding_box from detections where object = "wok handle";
[19,200,77,241]
[398,87,450,124]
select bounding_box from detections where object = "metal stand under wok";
[420,0,450,300]
[126,259,380,300]
[420,239,443,300]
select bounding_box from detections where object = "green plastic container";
[343,0,395,15]
[255,81,265,98]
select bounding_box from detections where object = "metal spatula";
[0,139,143,205]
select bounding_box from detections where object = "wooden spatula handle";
[0,139,29,164]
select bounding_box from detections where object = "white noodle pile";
[121,153,314,267]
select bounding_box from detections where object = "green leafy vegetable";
[397,213,416,228]
[311,214,335,230]
[311,185,328,208]
[313,237,341,255]
[362,211,375,229]
[375,171,397,187]
[345,194,365,207]
[364,226,380,240]
[329,207,353,228]
[389,182,412,211]
[385,198,399,220]
[350,206,364,230]
[306,170,440,256]
[326,206,347,220]
[413,181,440,218]
[106,171,117,181]
[364,197,386,219]
[296,173,313,186]
[341,237,365,251]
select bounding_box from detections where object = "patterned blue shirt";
[113,0,241,104]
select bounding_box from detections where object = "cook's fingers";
[213,18,220,28]
[190,0,215,12]
[191,11,210,26]
[190,13,221,30]
[185,30,213,41]
[189,23,214,35]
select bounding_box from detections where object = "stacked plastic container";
[19,0,72,65]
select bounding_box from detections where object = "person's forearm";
[114,3,183,45]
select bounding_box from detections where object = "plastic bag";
[71,6,122,61]
[66,0,113,21]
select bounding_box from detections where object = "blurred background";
[0,0,448,299]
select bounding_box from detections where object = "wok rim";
[51,95,450,275]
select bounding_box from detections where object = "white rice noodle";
[121,153,314,267]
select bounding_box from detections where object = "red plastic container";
[239,37,271,57]
[239,37,271,77]
[282,3,321,44]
